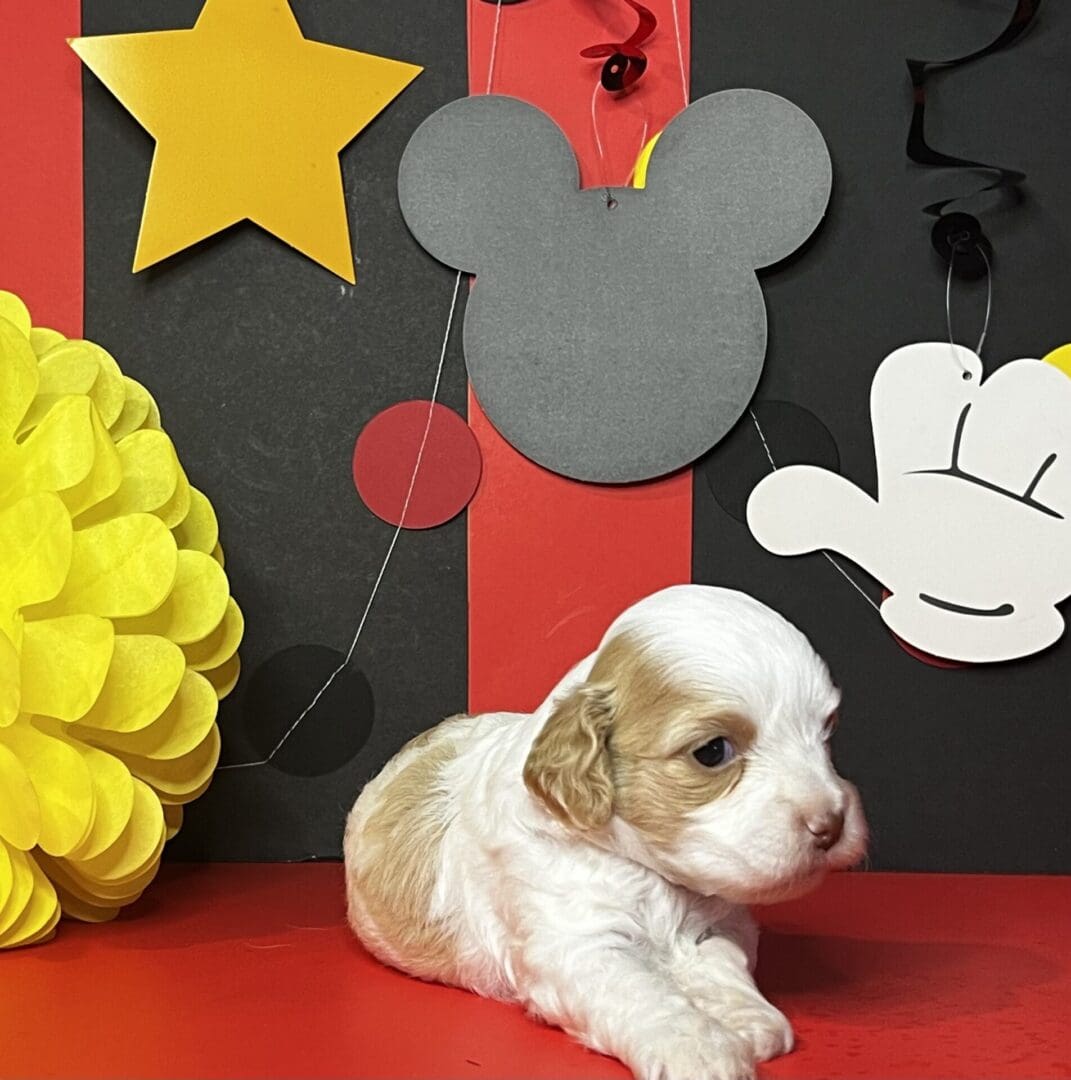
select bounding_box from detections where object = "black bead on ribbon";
[906,0,1041,279]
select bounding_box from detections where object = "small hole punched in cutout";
[963,371,973,381]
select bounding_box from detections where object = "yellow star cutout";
[71,0,422,282]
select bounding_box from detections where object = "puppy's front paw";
[633,1017,755,1080]
[710,1000,793,1063]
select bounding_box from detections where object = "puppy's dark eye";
[693,736,735,768]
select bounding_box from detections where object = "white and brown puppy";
[344,585,867,1080]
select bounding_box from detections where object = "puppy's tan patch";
[525,635,755,847]
[352,719,464,981]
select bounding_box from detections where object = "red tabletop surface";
[2,864,1068,1080]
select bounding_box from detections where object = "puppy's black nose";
[806,809,844,851]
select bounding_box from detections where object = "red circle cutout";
[353,401,482,529]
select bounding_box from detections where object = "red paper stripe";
[466,0,692,714]
[0,1,83,336]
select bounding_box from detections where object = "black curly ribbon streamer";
[907,0,1041,272]
[581,0,657,93]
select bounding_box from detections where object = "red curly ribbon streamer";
[581,0,657,92]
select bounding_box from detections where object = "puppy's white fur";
[345,586,867,1080]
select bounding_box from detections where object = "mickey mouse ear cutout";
[642,90,832,269]
[398,94,578,274]
[398,90,832,483]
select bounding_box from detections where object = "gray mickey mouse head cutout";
[398,91,832,483]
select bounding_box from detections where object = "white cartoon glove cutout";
[747,342,1071,662]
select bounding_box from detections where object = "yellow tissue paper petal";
[19,616,114,722]
[0,316,39,438]
[172,487,218,554]
[29,327,67,356]
[0,292,32,338]
[74,634,186,733]
[0,721,93,857]
[83,670,217,761]
[141,391,162,431]
[163,803,182,839]
[63,738,136,861]
[113,549,228,644]
[0,494,72,611]
[23,340,125,432]
[0,742,40,850]
[0,849,59,948]
[108,378,152,440]
[56,405,123,520]
[204,652,241,699]
[183,598,244,671]
[72,779,164,884]
[51,880,121,923]
[0,842,30,936]
[123,725,221,799]
[211,542,225,568]
[38,513,178,619]
[75,428,179,527]
[0,629,20,728]
[18,346,99,435]
[155,462,191,528]
[10,395,97,502]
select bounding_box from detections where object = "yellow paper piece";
[0,631,20,729]
[84,669,217,761]
[0,742,40,850]
[204,651,241,699]
[0,494,73,611]
[74,634,186,733]
[109,378,152,440]
[632,132,662,189]
[73,779,164,884]
[1043,344,1071,379]
[210,542,225,568]
[49,881,121,924]
[39,513,178,619]
[18,343,100,434]
[76,428,180,527]
[56,405,123,520]
[125,724,221,799]
[183,597,243,671]
[11,395,98,502]
[70,0,423,282]
[60,735,136,861]
[114,549,228,644]
[162,802,183,839]
[155,461,191,528]
[0,291,32,339]
[29,327,67,357]
[0,317,39,437]
[172,487,218,554]
[0,848,60,948]
[19,615,114,722]
[0,720,93,857]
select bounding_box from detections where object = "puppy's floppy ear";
[397,94,579,274]
[643,89,832,269]
[524,682,615,830]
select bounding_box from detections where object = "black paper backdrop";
[81,0,1069,870]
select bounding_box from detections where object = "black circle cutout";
[243,645,374,777]
[700,400,840,524]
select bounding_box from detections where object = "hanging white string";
[220,5,509,771]
[219,271,464,771]
[945,243,992,376]
[670,3,880,617]
[668,0,688,109]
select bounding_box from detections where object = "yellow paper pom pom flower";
[0,289,242,948]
